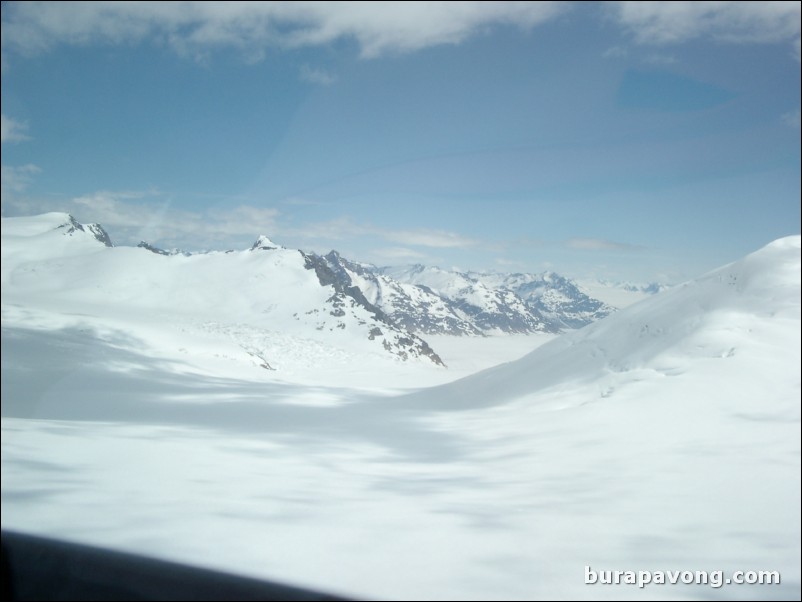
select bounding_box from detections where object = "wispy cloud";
[71,190,280,247]
[370,247,430,262]
[494,257,527,269]
[383,228,479,248]
[211,204,281,237]
[605,47,677,66]
[0,114,29,143]
[782,109,801,128]
[602,45,628,59]
[642,53,677,66]
[290,217,479,249]
[281,197,326,207]
[611,1,801,47]
[1,1,568,62]
[3,2,797,67]
[299,64,336,86]
[2,189,280,249]
[565,237,642,251]
[72,189,158,221]
[288,216,370,242]
[4,2,795,72]
[1,164,40,194]
[5,189,477,257]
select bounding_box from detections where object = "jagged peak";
[58,214,114,247]
[250,235,283,251]
[137,241,171,256]
[323,249,378,275]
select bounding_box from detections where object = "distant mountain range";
[2,213,667,370]
[142,234,618,336]
[381,264,614,332]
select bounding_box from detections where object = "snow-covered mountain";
[124,242,619,339]
[404,235,801,409]
[133,231,616,338]
[62,213,115,247]
[371,235,798,600]
[319,252,484,336]
[3,215,799,600]
[380,264,612,333]
[1,213,443,373]
[379,264,554,333]
[471,270,613,329]
[1,212,114,266]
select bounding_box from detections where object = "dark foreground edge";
[2,530,351,601]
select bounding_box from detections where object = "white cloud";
[281,197,326,207]
[1,114,29,143]
[384,228,479,248]
[782,109,801,128]
[494,257,526,269]
[642,53,677,65]
[72,189,156,222]
[292,1,568,58]
[370,246,430,261]
[1,164,40,193]
[69,190,280,248]
[3,2,797,67]
[4,190,478,258]
[612,1,801,46]
[210,204,281,237]
[1,1,568,61]
[299,64,336,85]
[289,216,370,242]
[290,217,478,249]
[602,45,628,59]
[565,237,641,251]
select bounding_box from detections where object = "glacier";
[1,213,799,600]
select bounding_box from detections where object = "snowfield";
[1,214,799,600]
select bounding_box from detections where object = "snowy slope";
[407,236,800,409]
[370,236,799,599]
[2,220,799,601]
[1,213,444,382]
[0,212,112,276]
[576,278,671,308]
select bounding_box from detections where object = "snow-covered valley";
[1,213,799,600]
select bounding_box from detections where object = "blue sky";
[1,1,799,282]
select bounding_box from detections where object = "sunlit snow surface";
[2,214,800,600]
